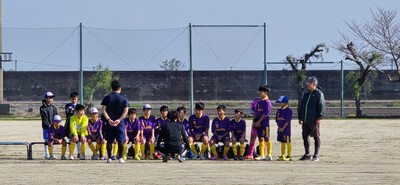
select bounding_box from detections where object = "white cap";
[53,115,62,122]
[44,92,55,98]
[143,104,152,110]
[89,107,99,114]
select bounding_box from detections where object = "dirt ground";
[0,119,399,185]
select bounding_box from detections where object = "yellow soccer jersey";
[69,114,89,137]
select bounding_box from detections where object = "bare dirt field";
[0,119,399,185]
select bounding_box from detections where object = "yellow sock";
[281,143,286,157]
[69,142,76,155]
[95,144,101,154]
[80,143,86,155]
[240,143,245,156]
[223,146,229,156]
[89,144,97,154]
[211,145,218,156]
[200,144,208,154]
[61,146,67,156]
[232,143,238,156]
[123,144,128,159]
[140,144,145,158]
[101,143,106,157]
[190,143,198,155]
[287,143,292,157]
[49,146,53,156]
[113,144,118,156]
[149,143,155,157]
[259,141,265,157]
[134,144,141,157]
[267,141,272,157]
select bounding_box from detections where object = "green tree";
[160,58,186,71]
[84,64,115,108]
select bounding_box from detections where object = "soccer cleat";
[149,155,154,160]
[199,153,206,160]
[177,155,184,163]
[134,155,141,160]
[238,156,245,160]
[127,156,133,159]
[119,158,125,163]
[99,156,105,160]
[286,156,292,161]
[263,156,272,161]
[312,155,319,162]
[244,155,254,160]
[223,155,229,160]
[233,155,239,160]
[77,154,80,159]
[61,155,67,160]
[68,155,74,160]
[190,154,199,160]
[162,156,171,162]
[79,154,86,160]
[49,155,58,160]
[91,154,99,160]
[111,156,117,160]
[45,154,50,160]
[255,156,264,160]
[107,158,112,163]
[210,155,218,160]
[299,154,312,161]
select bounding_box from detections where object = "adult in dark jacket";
[157,110,190,162]
[298,76,325,161]
[40,92,58,159]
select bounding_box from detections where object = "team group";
[40,77,324,163]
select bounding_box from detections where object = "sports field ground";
[0,119,399,184]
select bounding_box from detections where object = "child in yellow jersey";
[68,104,89,160]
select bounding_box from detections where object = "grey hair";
[307,76,318,85]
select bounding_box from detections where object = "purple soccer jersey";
[230,118,246,139]
[189,113,210,136]
[87,119,103,136]
[124,117,142,139]
[48,125,66,140]
[177,118,190,137]
[276,106,292,142]
[155,117,169,138]
[255,98,272,126]
[212,116,231,136]
[139,115,156,138]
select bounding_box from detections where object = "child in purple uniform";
[47,115,67,160]
[155,105,169,146]
[209,105,231,160]
[231,109,246,160]
[87,107,106,160]
[253,85,273,161]
[177,107,190,137]
[139,104,156,160]
[275,96,292,161]
[123,108,143,160]
[188,102,210,160]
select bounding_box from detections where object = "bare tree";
[335,35,383,117]
[346,8,400,82]
[285,43,328,102]
[160,58,186,71]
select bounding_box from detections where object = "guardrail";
[0,142,31,160]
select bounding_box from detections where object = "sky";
[1,0,399,71]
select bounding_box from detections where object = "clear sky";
[1,0,399,71]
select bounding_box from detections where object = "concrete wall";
[4,70,400,101]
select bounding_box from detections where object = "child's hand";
[252,121,260,128]
[279,127,284,132]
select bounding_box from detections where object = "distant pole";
[189,23,194,114]
[0,0,3,103]
[79,23,83,105]
[340,60,344,117]
[15,60,17,71]
[263,22,267,84]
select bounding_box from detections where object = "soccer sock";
[281,143,286,157]
[48,146,53,156]
[190,143,198,155]
[134,144,141,157]
[69,142,76,155]
[113,144,118,156]
[95,143,101,153]
[249,142,255,156]
[44,143,49,157]
[223,146,229,156]
[232,143,238,156]
[259,141,265,157]
[240,143,245,156]
[101,143,106,157]
[149,143,155,157]
[123,143,128,159]
[267,141,272,157]
[210,145,218,156]
[61,145,67,156]
[77,142,81,155]
[80,143,86,155]
[200,144,208,154]
[89,144,97,154]
[287,142,292,157]
[140,144,145,158]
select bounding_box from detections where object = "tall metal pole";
[340,60,344,117]
[263,22,267,84]
[0,0,3,103]
[79,23,83,105]
[189,23,194,115]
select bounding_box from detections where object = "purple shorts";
[210,135,230,143]
[191,133,208,142]
[86,133,104,142]
[257,126,270,138]
[277,132,291,143]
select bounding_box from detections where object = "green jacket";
[298,89,325,125]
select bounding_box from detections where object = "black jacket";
[298,89,325,125]
[157,121,190,149]
[40,100,58,129]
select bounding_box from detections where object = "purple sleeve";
[264,99,272,116]
[211,119,216,133]
[48,127,54,139]
[137,119,143,130]
[60,126,66,138]
[242,120,246,134]
[286,109,293,123]
[205,115,210,132]
[87,121,92,135]
[189,116,194,130]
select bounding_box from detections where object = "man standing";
[298,76,325,162]
[101,80,129,163]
